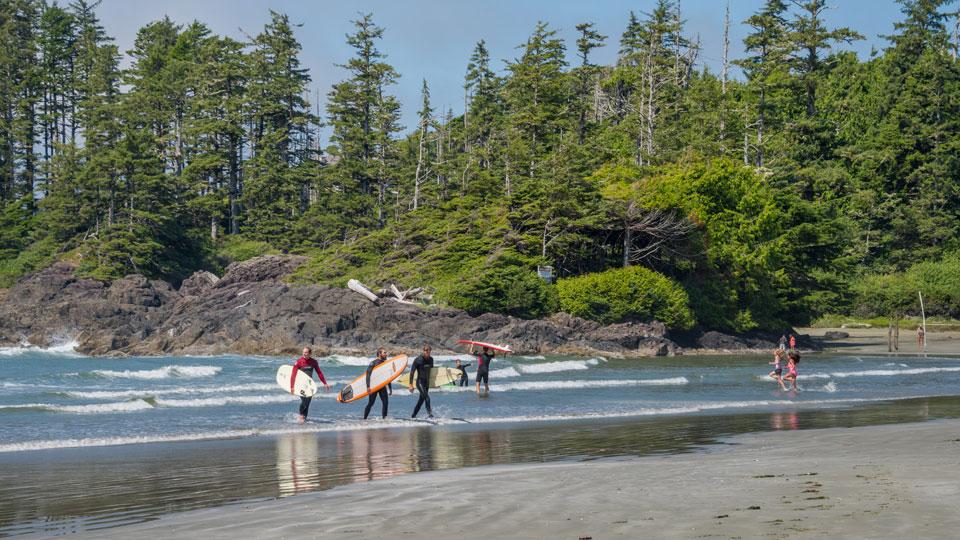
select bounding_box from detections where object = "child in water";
[781,351,801,390]
[769,349,788,391]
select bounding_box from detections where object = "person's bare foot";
[298,415,305,424]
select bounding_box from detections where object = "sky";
[94,0,918,144]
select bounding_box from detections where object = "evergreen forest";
[3,0,960,333]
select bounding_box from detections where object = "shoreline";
[3,326,956,358]
[63,419,960,539]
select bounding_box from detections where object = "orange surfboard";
[337,354,408,403]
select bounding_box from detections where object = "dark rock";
[1,257,690,359]
[823,331,849,340]
[178,271,219,296]
[215,255,307,288]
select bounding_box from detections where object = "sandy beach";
[803,326,960,356]
[60,419,960,540]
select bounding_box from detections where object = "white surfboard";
[277,365,318,397]
[429,366,462,387]
[337,354,408,403]
[397,365,462,388]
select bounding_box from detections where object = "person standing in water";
[474,346,495,394]
[290,346,330,423]
[407,344,434,418]
[769,349,788,391]
[454,359,472,387]
[917,325,925,349]
[363,347,393,419]
[782,351,801,390]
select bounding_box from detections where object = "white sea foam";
[516,359,599,374]
[62,383,277,400]
[154,394,293,408]
[520,355,546,360]
[494,377,688,392]
[819,381,838,393]
[805,366,960,379]
[43,399,156,414]
[90,365,222,379]
[325,354,372,366]
[0,340,80,357]
[488,367,521,378]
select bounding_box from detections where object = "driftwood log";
[348,279,429,304]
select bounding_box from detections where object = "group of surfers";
[289,343,497,423]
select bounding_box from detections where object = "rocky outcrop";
[0,257,684,358]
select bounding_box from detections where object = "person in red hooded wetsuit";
[290,346,330,423]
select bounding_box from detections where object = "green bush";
[439,264,556,319]
[213,236,279,268]
[852,252,960,318]
[556,266,695,329]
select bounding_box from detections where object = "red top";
[290,356,327,390]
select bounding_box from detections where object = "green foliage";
[212,236,280,268]
[556,266,694,329]
[3,1,960,333]
[852,252,960,318]
[440,261,557,319]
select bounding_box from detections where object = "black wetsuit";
[408,353,434,418]
[456,363,472,387]
[476,352,494,385]
[363,357,392,419]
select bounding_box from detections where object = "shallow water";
[1,345,960,537]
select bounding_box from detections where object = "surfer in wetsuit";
[408,344,434,418]
[291,346,330,424]
[474,346,495,394]
[454,359,472,387]
[364,347,393,419]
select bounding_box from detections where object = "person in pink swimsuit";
[782,351,801,390]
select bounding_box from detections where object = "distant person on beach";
[778,335,787,351]
[769,349,788,391]
[789,334,797,350]
[917,325,925,349]
[291,346,330,423]
[363,347,393,419]
[782,351,801,390]
[454,359,472,387]
[408,344,435,418]
[474,346,495,394]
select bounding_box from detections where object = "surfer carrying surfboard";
[407,344,435,418]
[364,348,393,419]
[291,347,330,423]
[473,345,495,394]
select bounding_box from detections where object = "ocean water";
[2,345,960,452]
[2,344,960,537]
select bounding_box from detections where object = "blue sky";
[96,1,919,143]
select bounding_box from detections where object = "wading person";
[408,344,435,418]
[290,346,330,423]
[782,351,801,391]
[474,346,495,394]
[454,358,472,387]
[364,347,393,419]
[769,349,788,391]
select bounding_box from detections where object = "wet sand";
[65,419,960,540]
[803,326,960,356]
